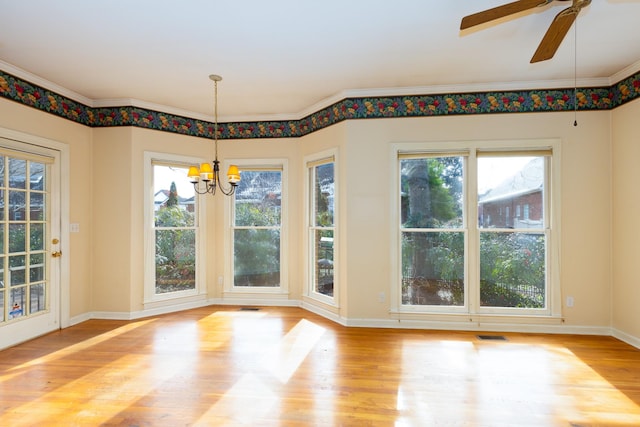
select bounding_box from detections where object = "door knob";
[52,251,62,258]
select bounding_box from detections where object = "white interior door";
[0,135,61,349]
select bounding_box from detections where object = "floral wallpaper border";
[1,68,639,140]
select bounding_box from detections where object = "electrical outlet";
[378,292,385,303]
[566,296,574,307]
[218,276,223,285]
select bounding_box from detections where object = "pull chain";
[573,18,578,127]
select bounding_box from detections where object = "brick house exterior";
[478,157,544,229]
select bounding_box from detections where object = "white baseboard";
[301,301,346,326]
[344,317,611,336]
[210,297,301,307]
[68,312,92,326]
[612,328,640,350]
[74,298,212,323]
[68,302,639,350]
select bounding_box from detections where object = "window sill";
[389,310,564,327]
[143,292,207,311]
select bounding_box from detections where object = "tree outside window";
[153,168,196,294]
[400,153,548,310]
[232,170,282,287]
[310,162,334,297]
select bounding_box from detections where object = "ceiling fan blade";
[530,7,578,63]
[460,0,553,30]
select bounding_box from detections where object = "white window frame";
[143,152,207,309]
[303,149,338,307]
[390,139,561,322]
[223,158,289,299]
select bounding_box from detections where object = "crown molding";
[0,59,94,107]
[609,59,640,86]
[0,59,626,124]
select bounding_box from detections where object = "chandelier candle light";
[187,74,240,195]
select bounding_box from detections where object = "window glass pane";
[9,158,26,189]
[151,163,198,298]
[29,283,46,314]
[155,229,196,293]
[30,162,45,190]
[9,286,26,319]
[234,171,282,227]
[30,223,45,251]
[0,189,5,221]
[314,229,334,296]
[9,190,25,220]
[29,253,45,283]
[478,156,544,229]
[153,165,196,226]
[0,290,4,321]
[234,229,280,287]
[402,231,464,306]
[314,163,334,227]
[0,155,4,184]
[30,253,45,281]
[480,232,545,308]
[30,266,45,282]
[401,157,463,229]
[29,192,45,220]
[9,255,26,286]
[9,224,26,253]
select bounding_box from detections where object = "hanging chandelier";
[187,74,240,195]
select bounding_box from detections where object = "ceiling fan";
[460,0,592,63]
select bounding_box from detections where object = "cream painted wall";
[612,99,640,339]
[92,127,134,312]
[0,98,93,318]
[0,96,623,334]
[339,111,612,328]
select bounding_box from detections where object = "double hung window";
[396,142,558,317]
[145,153,203,304]
[232,168,283,288]
[227,159,287,293]
[307,154,336,300]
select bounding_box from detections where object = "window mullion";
[467,151,478,314]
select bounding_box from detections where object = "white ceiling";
[1,0,639,122]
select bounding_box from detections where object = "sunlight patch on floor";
[196,318,326,425]
[2,319,154,379]
[262,318,326,384]
[195,373,278,426]
[397,339,640,426]
[4,351,180,425]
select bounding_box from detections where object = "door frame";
[0,127,70,341]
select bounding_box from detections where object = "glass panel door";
[0,140,60,349]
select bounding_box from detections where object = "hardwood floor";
[1,306,639,426]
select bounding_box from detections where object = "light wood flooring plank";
[1,306,639,426]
